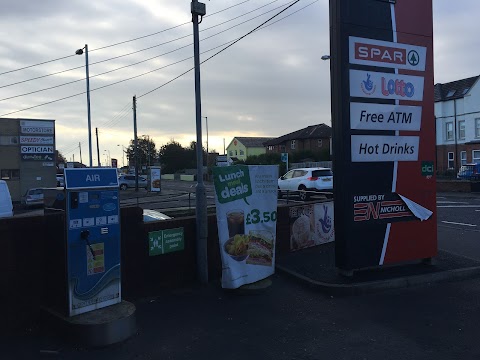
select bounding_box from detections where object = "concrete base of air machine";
[42,300,137,348]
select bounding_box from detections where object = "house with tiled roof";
[226,137,274,162]
[435,75,480,174]
[264,123,332,157]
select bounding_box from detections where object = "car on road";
[0,180,13,218]
[21,188,45,209]
[143,209,173,222]
[457,163,480,180]
[278,167,333,201]
[56,174,65,187]
[118,175,148,190]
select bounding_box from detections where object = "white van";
[0,180,13,218]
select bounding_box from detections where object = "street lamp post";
[203,116,208,167]
[192,0,208,284]
[117,145,127,167]
[104,150,111,167]
[75,44,93,167]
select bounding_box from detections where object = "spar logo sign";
[349,36,426,71]
[350,70,425,101]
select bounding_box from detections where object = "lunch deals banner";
[290,202,335,251]
[213,165,278,289]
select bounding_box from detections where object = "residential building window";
[473,150,480,163]
[476,119,480,138]
[268,146,274,151]
[317,139,323,147]
[239,150,244,156]
[446,122,454,141]
[458,120,465,140]
[446,90,456,97]
[235,150,238,156]
[461,151,467,165]
[281,145,286,152]
[229,150,233,156]
[447,152,454,169]
[291,140,296,149]
[0,169,20,180]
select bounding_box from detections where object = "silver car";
[21,188,45,208]
[118,175,148,190]
[278,167,333,201]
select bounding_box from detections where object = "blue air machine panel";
[64,168,120,316]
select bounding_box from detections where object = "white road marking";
[441,221,477,227]
[436,201,468,204]
[437,205,480,208]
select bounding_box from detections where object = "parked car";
[143,209,173,222]
[118,175,148,190]
[0,180,13,218]
[56,174,65,187]
[457,163,480,180]
[278,167,333,201]
[21,188,45,209]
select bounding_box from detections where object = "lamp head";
[75,48,84,55]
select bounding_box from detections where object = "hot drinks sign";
[329,0,436,270]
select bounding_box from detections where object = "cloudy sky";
[0,0,477,165]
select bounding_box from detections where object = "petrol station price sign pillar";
[329,0,437,270]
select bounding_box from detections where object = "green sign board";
[148,228,184,256]
[421,161,434,177]
[212,165,252,204]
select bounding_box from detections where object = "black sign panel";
[329,0,436,270]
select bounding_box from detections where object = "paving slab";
[276,242,480,295]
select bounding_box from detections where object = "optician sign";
[21,145,54,154]
[19,119,56,161]
[330,0,436,271]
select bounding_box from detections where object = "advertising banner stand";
[330,0,437,272]
[148,166,161,192]
[213,165,279,289]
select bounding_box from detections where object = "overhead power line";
[56,0,319,155]
[139,0,303,98]
[0,0,312,118]
[0,0,285,90]
[0,0,255,77]
[0,1,292,102]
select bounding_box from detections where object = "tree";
[55,150,66,167]
[158,140,197,173]
[126,135,157,170]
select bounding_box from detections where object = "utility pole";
[223,138,225,155]
[96,127,101,167]
[133,96,139,192]
[79,142,83,165]
[203,116,209,169]
[192,0,208,284]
